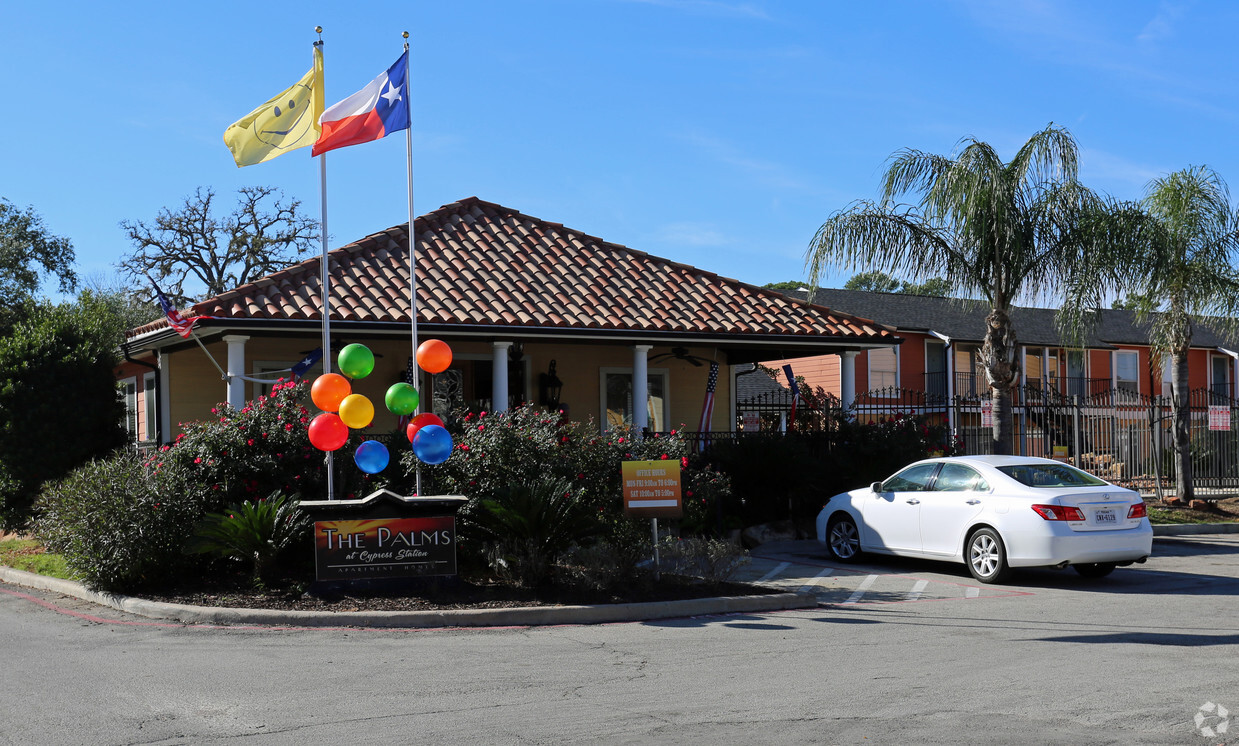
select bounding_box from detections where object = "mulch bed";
[140,573,774,613]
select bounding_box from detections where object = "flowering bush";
[34,451,213,591]
[404,405,733,534]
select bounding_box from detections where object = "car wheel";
[1073,562,1117,579]
[826,515,862,562]
[966,528,1010,584]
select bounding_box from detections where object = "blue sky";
[6,0,1239,301]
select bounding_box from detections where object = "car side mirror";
[870,481,883,493]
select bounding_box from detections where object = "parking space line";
[755,562,790,584]
[843,574,879,604]
[905,579,929,601]
[797,567,835,594]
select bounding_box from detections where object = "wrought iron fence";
[734,384,1239,499]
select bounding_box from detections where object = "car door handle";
[966,499,981,505]
[906,498,920,505]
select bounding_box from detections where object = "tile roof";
[786,287,1238,350]
[131,197,897,348]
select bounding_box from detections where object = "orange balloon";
[311,373,352,412]
[406,412,446,443]
[417,339,453,374]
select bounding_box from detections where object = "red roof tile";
[130,197,895,345]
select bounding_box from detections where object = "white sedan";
[815,455,1153,583]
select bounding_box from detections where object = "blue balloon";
[353,440,390,474]
[412,424,453,465]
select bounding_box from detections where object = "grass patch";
[1148,506,1239,525]
[0,539,73,579]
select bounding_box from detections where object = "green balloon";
[337,344,375,379]
[385,382,420,415]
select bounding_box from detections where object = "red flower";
[681,457,688,469]
[247,439,255,446]
[193,457,202,464]
[660,453,669,460]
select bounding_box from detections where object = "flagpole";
[403,31,422,497]
[315,31,335,501]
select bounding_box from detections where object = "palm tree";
[805,124,1115,454]
[1100,167,1239,501]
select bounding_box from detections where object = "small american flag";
[697,362,719,434]
[153,283,204,339]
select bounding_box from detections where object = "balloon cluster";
[306,340,457,473]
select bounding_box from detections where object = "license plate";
[1094,509,1117,524]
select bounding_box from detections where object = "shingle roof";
[131,198,897,348]
[785,287,1237,350]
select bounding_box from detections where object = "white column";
[492,341,513,412]
[633,344,652,432]
[840,351,859,414]
[224,335,249,408]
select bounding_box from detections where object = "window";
[143,373,157,442]
[1024,347,1044,388]
[954,345,986,396]
[1211,355,1231,398]
[868,347,897,391]
[119,377,138,438]
[998,463,1106,488]
[925,340,947,397]
[601,368,668,431]
[1066,351,1087,397]
[932,464,989,492]
[1114,351,1139,395]
[881,463,939,492]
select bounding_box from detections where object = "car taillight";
[1031,504,1086,521]
[1128,502,1148,519]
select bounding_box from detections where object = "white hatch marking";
[905,579,929,601]
[756,562,790,584]
[843,574,879,604]
[798,567,835,594]
[965,587,981,599]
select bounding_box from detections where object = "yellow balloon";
[338,394,375,429]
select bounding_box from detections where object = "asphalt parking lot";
[743,533,1239,607]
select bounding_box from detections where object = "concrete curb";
[0,566,817,628]
[1152,523,1239,536]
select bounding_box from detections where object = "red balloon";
[405,412,446,443]
[308,413,349,451]
[311,373,351,412]
[416,339,453,374]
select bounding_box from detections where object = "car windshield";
[997,463,1108,488]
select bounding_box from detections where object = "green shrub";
[186,493,312,587]
[460,476,603,588]
[33,451,211,591]
[409,405,733,535]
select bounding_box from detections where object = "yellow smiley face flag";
[223,45,324,167]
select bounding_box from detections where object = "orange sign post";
[622,459,683,518]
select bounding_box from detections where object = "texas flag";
[312,51,409,156]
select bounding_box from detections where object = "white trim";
[142,372,157,442]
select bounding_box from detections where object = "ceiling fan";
[648,347,711,367]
